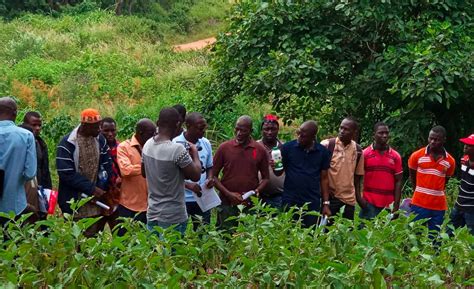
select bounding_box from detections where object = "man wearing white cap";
[449,133,474,235]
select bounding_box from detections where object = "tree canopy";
[205,1,474,155]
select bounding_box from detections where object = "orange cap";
[80,108,101,123]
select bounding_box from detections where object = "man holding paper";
[173,112,216,229]
[213,115,269,229]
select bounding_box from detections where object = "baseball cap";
[459,134,474,145]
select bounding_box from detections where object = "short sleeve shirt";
[320,138,364,205]
[363,145,403,208]
[142,139,192,223]
[212,139,269,205]
[408,146,455,211]
[173,133,213,202]
[281,140,330,206]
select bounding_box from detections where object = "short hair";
[373,121,388,132]
[344,116,359,131]
[23,111,41,123]
[185,112,204,126]
[101,117,116,125]
[172,104,186,121]
[158,107,180,129]
[431,125,446,138]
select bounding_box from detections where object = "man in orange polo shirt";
[408,126,455,232]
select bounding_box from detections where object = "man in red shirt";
[213,115,269,229]
[408,126,455,232]
[360,122,403,219]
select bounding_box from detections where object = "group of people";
[1,95,473,238]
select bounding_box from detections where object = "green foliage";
[1,201,473,287]
[205,1,474,157]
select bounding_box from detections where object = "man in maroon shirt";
[213,115,269,229]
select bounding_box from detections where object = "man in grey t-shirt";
[142,107,201,235]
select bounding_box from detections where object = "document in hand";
[194,185,222,212]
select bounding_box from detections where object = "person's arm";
[205,167,214,188]
[23,133,37,181]
[321,170,331,216]
[393,173,403,213]
[354,153,367,208]
[180,143,201,182]
[117,144,142,177]
[409,169,417,191]
[255,148,270,195]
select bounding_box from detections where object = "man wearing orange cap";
[56,108,112,237]
[449,133,474,235]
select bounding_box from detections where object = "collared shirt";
[257,139,285,197]
[321,137,364,206]
[0,120,37,215]
[457,155,474,212]
[363,145,403,208]
[117,135,147,212]
[281,140,330,205]
[173,132,213,203]
[408,146,455,211]
[142,139,192,224]
[213,139,269,205]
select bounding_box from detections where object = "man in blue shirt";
[0,97,37,225]
[275,120,331,227]
[173,112,214,229]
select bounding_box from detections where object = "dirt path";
[173,37,216,52]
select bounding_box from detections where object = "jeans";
[449,206,474,235]
[186,201,211,230]
[283,200,321,228]
[411,204,445,232]
[359,202,385,220]
[147,220,188,236]
[261,195,283,210]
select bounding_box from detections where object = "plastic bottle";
[271,146,283,171]
[97,165,108,188]
[242,190,255,200]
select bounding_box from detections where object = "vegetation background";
[0,0,473,287]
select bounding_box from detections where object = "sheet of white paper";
[193,185,221,212]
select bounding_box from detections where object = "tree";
[204,1,474,156]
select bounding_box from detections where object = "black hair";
[373,121,388,132]
[185,112,204,126]
[431,125,447,138]
[172,104,186,121]
[101,117,116,125]
[158,107,180,129]
[343,116,359,131]
[23,111,41,123]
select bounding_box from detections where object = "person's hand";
[269,159,275,170]
[93,187,106,198]
[205,178,215,189]
[358,198,369,209]
[188,142,199,159]
[188,183,202,197]
[391,207,400,220]
[322,204,332,217]
[227,191,243,205]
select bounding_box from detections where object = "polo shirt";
[142,139,192,224]
[321,138,364,205]
[456,155,474,212]
[117,135,147,212]
[173,132,213,203]
[281,140,331,206]
[0,120,37,215]
[212,139,269,205]
[363,145,403,208]
[408,146,455,211]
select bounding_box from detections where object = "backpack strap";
[327,138,336,158]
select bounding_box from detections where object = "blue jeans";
[359,202,385,220]
[147,220,188,236]
[261,195,283,210]
[449,206,474,235]
[411,205,445,232]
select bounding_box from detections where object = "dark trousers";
[186,202,210,231]
[449,206,474,235]
[115,204,147,236]
[328,196,355,225]
[283,201,321,228]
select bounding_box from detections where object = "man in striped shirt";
[408,126,455,232]
[449,133,474,235]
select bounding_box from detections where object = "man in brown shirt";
[116,119,156,235]
[213,115,269,229]
[321,117,364,221]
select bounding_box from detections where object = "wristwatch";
[322,201,330,205]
